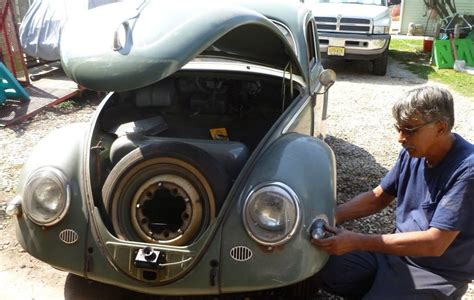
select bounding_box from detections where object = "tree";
[423,0,457,20]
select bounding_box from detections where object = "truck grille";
[318,24,337,30]
[315,17,337,23]
[315,16,372,34]
[340,18,370,24]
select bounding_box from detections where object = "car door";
[305,17,328,138]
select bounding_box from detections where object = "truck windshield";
[312,0,386,5]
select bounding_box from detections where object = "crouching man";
[312,86,473,299]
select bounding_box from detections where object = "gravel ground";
[0,58,473,299]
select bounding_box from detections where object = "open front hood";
[311,3,388,19]
[60,0,301,92]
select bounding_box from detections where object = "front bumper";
[318,32,390,60]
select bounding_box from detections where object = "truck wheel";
[102,142,229,246]
[372,49,388,76]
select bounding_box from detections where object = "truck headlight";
[373,26,389,34]
[243,182,300,246]
[22,167,70,226]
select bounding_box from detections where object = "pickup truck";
[307,0,391,75]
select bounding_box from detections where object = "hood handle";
[112,0,148,51]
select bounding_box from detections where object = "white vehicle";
[306,0,391,75]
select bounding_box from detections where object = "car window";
[306,19,317,67]
[312,19,321,61]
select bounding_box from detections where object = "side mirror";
[318,69,336,90]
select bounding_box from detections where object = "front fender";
[14,122,90,275]
[18,123,89,188]
[219,133,336,293]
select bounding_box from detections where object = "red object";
[0,0,29,85]
[391,4,400,18]
[423,37,434,53]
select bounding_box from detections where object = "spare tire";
[102,142,230,246]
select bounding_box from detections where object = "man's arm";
[336,185,394,225]
[316,185,459,257]
[312,226,460,257]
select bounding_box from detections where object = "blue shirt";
[380,133,474,281]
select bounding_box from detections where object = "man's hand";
[312,225,460,257]
[311,224,362,256]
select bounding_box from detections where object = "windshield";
[312,0,386,5]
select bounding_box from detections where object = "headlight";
[373,26,389,34]
[22,167,70,226]
[243,182,300,246]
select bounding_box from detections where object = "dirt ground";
[1,57,473,299]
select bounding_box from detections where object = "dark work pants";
[313,251,469,300]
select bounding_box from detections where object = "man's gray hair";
[392,86,454,130]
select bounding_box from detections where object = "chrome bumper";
[318,33,390,56]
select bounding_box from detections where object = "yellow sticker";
[210,128,229,140]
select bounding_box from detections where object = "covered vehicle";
[7,0,337,296]
[18,0,121,61]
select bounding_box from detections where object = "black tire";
[102,142,229,245]
[372,48,389,76]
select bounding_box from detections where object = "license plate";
[327,46,345,56]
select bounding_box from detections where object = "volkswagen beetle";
[8,0,337,296]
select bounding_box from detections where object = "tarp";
[19,0,122,61]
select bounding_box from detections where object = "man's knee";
[316,252,378,298]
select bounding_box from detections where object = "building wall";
[399,0,474,36]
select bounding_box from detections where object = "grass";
[389,39,474,98]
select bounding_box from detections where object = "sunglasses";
[394,121,434,136]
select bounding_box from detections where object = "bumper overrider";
[319,33,391,60]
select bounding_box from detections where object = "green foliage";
[55,99,78,110]
[389,39,474,99]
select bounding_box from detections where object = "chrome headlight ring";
[22,167,70,226]
[243,182,301,246]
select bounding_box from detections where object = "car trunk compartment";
[90,70,301,246]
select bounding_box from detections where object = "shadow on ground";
[64,273,325,300]
[321,57,428,87]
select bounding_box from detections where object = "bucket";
[423,37,434,53]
